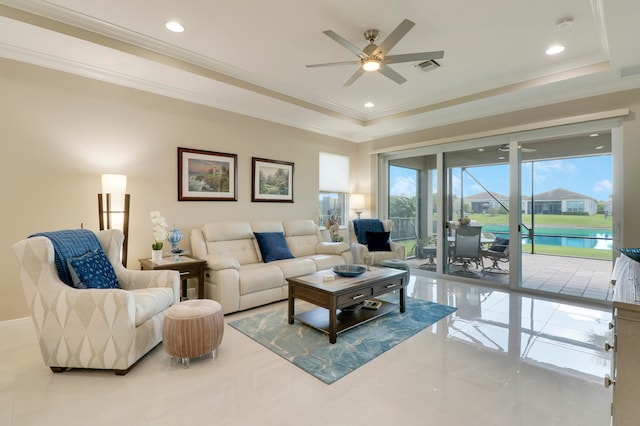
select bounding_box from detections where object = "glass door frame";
[378,117,623,303]
[506,120,621,295]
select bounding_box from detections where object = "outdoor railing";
[389,217,417,242]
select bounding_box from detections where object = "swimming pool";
[483,226,613,250]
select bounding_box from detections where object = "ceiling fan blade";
[323,30,365,58]
[343,68,365,87]
[378,65,407,85]
[385,51,444,64]
[306,60,361,68]
[373,19,415,57]
[499,144,537,152]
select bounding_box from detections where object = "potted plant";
[150,211,168,261]
[415,235,436,258]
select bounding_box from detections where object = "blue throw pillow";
[67,248,121,289]
[254,232,295,263]
[366,231,391,252]
[620,248,640,262]
[490,237,509,253]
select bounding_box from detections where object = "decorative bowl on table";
[332,265,366,277]
[619,248,640,262]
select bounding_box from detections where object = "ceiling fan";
[498,144,537,152]
[306,19,444,87]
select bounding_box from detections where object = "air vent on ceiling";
[415,59,441,72]
[621,65,640,78]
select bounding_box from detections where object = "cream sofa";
[191,220,353,314]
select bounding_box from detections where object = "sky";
[390,155,613,202]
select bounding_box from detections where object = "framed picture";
[178,147,238,201]
[251,157,294,202]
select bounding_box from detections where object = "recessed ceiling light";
[165,21,184,33]
[477,148,484,152]
[595,146,604,150]
[589,133,599,137]
[364,102,374,108]
[498,156,506,160]
[546,45,565,55]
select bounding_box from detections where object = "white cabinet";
[609,255,640,425]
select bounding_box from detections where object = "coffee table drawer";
[337,288,373,306]
[373,280,403,295]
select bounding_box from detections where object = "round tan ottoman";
[162,299,224,368]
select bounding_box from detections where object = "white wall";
[0,58,357,321]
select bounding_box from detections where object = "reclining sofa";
[191,220,353,314]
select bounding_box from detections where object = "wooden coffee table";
[287,266,407,344]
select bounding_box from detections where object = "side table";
[139,255,206,301]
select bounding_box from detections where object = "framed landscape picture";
[251,157,294,202]
[178,147,237,201]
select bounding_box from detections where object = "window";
[319,193,346,227]
[566,200,584,213]
[319,152,349,227]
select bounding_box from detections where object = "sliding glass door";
[379,119,618,304]
[518,133,613,301]
[388,155,438,269]
[444,145,511,283]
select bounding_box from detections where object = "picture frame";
[251,157,294,202]
[178,147,238,201]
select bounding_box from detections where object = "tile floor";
[408,252,614,302]
[0,275,613,425]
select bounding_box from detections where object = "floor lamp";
[98,174,130,267]
[350,193,365,219]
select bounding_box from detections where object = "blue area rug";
[229,296,457,384]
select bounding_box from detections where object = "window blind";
[319,152,349,193]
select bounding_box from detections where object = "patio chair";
[450,226,483,275]
[482,237,510,273]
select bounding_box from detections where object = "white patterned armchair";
[12,229,180,375]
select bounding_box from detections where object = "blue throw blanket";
[352,219,384,244]
[29,229,102,286]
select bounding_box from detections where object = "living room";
[2,1,640,424]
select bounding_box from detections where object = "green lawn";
[521,244,611,260]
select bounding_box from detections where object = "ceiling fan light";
[363,59,380,72]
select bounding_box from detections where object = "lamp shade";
[101,174,127,211]
[99,174,130,267]
[350,193,365,211]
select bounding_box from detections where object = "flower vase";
[152,249,163,262]
[167,226,184,261]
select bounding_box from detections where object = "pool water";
[483,226,613,250]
